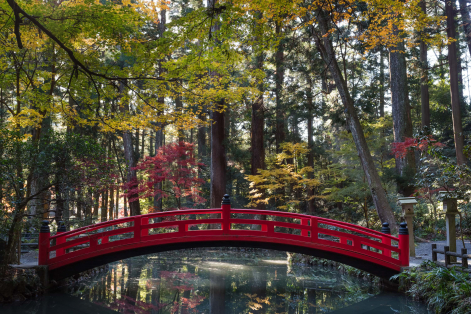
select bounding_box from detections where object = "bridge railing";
[38,195,409,269]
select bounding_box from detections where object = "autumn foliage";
[123,142,206,211]
[391,135,445,159]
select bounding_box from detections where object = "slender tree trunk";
[153,8,166,213]
[275,22,286,153]
[123,196,128,217]
[101,190,108,222]
[141,129,146,158]
[306,76,315,214]
[447,0,466,165]
[198,112,207,157]
[121,80,141,216]
[115,185,120,218]
[315,9,397,229]
[109,187,114,220]
[92,191,100,218]
[379,48,385,118]
[176,92,184,142]
[154,126,164,212]
[420,0,431,128]
[389,35,416,195]
[77,190,82,220]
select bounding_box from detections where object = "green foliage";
[394,261,471,314]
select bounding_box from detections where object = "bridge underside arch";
[49,240,399,281]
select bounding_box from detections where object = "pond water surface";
[1,248,431,313]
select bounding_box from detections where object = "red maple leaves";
[391,135,445,159]
[123,142,206,210]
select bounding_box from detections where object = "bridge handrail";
[49,208,397,242]
[49,217,136,239]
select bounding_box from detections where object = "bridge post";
[56,221,66,257]
[38,220,50,265]
[381,222,391,258]
[398,222,409,267]
[221,194,231,234]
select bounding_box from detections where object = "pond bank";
[395,260,471,314]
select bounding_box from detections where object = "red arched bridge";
[38,195,409,280]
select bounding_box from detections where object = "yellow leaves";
[8,108,44,129]
[246,142,321,209]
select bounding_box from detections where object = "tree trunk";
[379,48,385,118]
[210,104,226,208]
[275,22,286,153]
[153,8,166,213]
[208,0,226,210]
[154,126,164,212]
[306,76,315,214]
[459,0,471,57]
[176,92,184,142]
[420,0,431,129]
[92,191,100,218]
[101,190,108,222]
[109,187,114,220]
[251,16,265,212]
[447,0,466,165]
[115,185,120,218]
[315,9,397,229]
[389,35,416,196]
[198,112,207,157]
[121,80,141,216]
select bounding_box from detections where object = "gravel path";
[410,240,471,267]
[20,250,38,264]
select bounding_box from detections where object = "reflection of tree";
[307,289,317,314]
[250,266,268,313]
[210,271,225,313]
[68,250,388,314]
[273,264,287,313]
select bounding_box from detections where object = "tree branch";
[5,0,177,82]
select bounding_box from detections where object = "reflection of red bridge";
[39,195,409,280]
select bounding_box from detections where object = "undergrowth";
[393,260,471,314]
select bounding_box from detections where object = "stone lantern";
[438,191,460,262]
[398,197,417,257]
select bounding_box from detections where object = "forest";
[1,0,471,267]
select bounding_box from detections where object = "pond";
[1,248,431,313]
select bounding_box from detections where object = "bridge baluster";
[301,219,309,237]
[398,222,409,267]
[142,217,149,236]
[56,221,66,257]
[134,216,142,241]
[310,217,318,242]
[381,222,391,258]
[38,220,50,265]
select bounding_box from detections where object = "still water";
[2,248,431,313]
